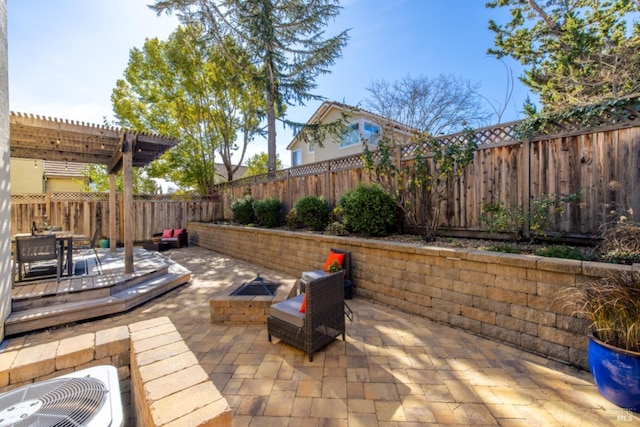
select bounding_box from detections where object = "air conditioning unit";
[0,365,123,427]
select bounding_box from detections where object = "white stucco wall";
[0,0,11,339]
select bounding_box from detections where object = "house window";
[292,149,302,167]
[363,122,381,146]
[308,141,315,153]
[340,121,381,148]
[340,123,360,148]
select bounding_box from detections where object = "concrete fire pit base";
[210,277,297,324]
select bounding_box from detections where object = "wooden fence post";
[521,138,531,241]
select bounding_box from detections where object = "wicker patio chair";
[267,271,345,361]
[15,235,63,282]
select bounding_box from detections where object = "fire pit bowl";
[231,274,280,296]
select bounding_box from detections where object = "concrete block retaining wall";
[188,222,637,369]
[0,317,231,426]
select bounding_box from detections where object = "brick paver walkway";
[6,246,635,426]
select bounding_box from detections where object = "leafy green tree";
[242,152,282,177]
[80,165,160,194]
[112,25,264,195]
[487,0,640,112]
[150,0,349,174]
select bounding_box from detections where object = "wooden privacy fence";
[219,118,640,239]
[11,193,222,242]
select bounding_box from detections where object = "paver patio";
[4,246,635,426]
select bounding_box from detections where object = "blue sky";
[8,0,532,168]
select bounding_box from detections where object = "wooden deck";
[6,248,190,336]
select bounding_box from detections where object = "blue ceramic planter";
[588,333,640,412]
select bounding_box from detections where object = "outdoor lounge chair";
[153,228,188,248]
[15,235,63,282]
[268,271,345,361]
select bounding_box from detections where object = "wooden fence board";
[11,194,219,242]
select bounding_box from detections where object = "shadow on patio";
[4,246,631,426]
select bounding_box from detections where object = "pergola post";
[109,172,116,252]
[123,134,134,274]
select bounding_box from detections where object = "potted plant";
[560,270,640,412]
[98,236,110,248]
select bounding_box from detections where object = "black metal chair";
[74,228,100,251]
[15,236,63,282]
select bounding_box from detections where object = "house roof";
[43,161,87,178]
[9,112,178,173]
[286,101,417,150]
[214,163,248,181]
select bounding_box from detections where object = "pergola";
[9,112,179,274]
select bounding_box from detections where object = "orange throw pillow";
[299,294,307,313]
[323,251,345,272]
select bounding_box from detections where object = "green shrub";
[231,197,255,225]
[284,209,304,229]
[534,245,586,260]
[339,184,397,236]
[295,196,331,231]
[324,221,349,236]
[252,198,282,228]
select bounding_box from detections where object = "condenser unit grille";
[0,366,121,427]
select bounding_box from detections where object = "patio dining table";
[13,232,89,277]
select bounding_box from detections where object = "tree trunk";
[267,94,277,175]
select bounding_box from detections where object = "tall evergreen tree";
[487,0,640,112]
[151,0,349,174]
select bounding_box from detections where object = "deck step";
[5,267,190,336]
[11,266,170,312]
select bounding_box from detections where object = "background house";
[10,159,87,194]
[287,101,416,166]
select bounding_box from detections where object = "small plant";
[534,245,586,260]
[295,195,331,231]
[231,196,256,225]
[529,190,584,237]
[324,221,349,236]
[252,198,282,228]
[558,270,640,353]
[284,208,304,229]
[480,201,525,240]
[326,259,344,273]
[339,183,397,237]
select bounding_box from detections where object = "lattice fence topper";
[402,121,520,160]
[50,192,109,202]
[12,192,214,203]
[517,93,640,139]
[290,162,328,177]
[330,154,364,171]
[11,194,47,204]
